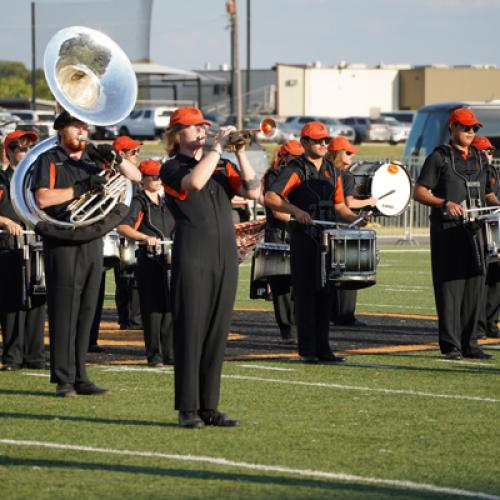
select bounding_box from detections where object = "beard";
[61,130,85,152]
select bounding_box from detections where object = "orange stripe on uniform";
[280,171,302,199]
[134,210,144,230]
[49,161,57,189]
[225,162,242,195]
[163,184,188,200]
[0,188,4,202]
[334,175,344,204]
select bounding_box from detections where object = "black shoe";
[1,364,21,371]
[148,361,164,368]
[24,361,49,370]
[443,349,462,360]
[179,411,205,428]
[318,353,346,363]
[486,329,500,339]
[475,332,487,340]
[335,318,366,327]
[199,410,240,427]
[55,384,77,397]
[300,355,319,364]
[74,382,112,396]
[88,345,106,353]
[463,349,494,360]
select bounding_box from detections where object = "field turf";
[2,242,500,498]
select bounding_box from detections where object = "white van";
[9,109,56,138]
[117,107,175,139]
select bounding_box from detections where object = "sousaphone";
[11,26,138,242]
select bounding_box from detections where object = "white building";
[277,63,410,117]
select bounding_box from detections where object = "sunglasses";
[484,149,495,155]
[308,137,330,145]
[9,144,29,153]
[144,174,160,180]
[125,149,140,156]
[458,124,480,133]
[345,151,354,156]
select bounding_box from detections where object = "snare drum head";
[371,163,411,216]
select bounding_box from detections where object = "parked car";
[281,115,355,142]
[9,109,56,138]
[117,106,175,139]
[381,116,411,144]
[340,116,392,143]
[381,111,415,125]
[0,109,19,140]
[90,125,119,140]
[404,101,500,161]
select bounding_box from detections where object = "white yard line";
[237,364,295,372]
[21,373,50,378]
[357,303,433,310]
[222,375,500,403]
[0,439,497,500]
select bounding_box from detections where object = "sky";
[0,0,500,71]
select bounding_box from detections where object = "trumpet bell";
[44,26,137,126]
[260,118,276,138]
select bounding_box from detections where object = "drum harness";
[441,144,486,273]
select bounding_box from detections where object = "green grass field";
[3,241,500,498]
[0,351,499,498]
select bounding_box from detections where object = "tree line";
[0,61,52,100]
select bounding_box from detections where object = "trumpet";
[211,117,277,151]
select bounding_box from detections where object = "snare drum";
[321,228,377,289]
[103,231,120,268]
[482,213,500,262]
[348,161,412,216]
[250,242,291,299]
[119,238,137,269]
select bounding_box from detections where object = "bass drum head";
[371,163,411,216]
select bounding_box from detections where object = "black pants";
[430,225,482,355]
[136,254,173,364]
[115,265,142,328]
[331,289,358,325]
[1,298,45,367]
[89,270,106,348]
[477,262,500,336]
[290,229,333,358]
[267,275,296,339]
[172,237,238,412]
[44,238,102,385]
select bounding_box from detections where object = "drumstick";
[377,189,396,201]
[0,230,35,235]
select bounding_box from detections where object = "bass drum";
[348,161,412,216]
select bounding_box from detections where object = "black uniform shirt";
[263,167,287,233]
[122,191,175,239]
[339,169,356,197]
[0,166,23,248]
[268,155,344,221]
[31,145,104,221]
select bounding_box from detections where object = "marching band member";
[112,136,143,330]
[327,136,376,327]
[265,122,366,364]
[161,107,260,428]
[87,135,144,353]
[117,159,175,367]
[473,136,500,339]
[0,130,46,371]
[30,110,138,397]
[414,108,495,360]
[262,140,303,344]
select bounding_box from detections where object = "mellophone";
[249,221,378,298]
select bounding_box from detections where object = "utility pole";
[246,0,251,114]
[31,1,36,110]
[227,0,242,129]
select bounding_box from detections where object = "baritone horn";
[11,26,138,241]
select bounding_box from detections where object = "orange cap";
[300,121,329,140]
[168,107,212,128]
[4,130,39,153]
[472,136,495,151]
[448,108,483,127]
[328,136,358,154]
[139,159,161,176]
[279,140,304,156]
[113,136,143,153]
